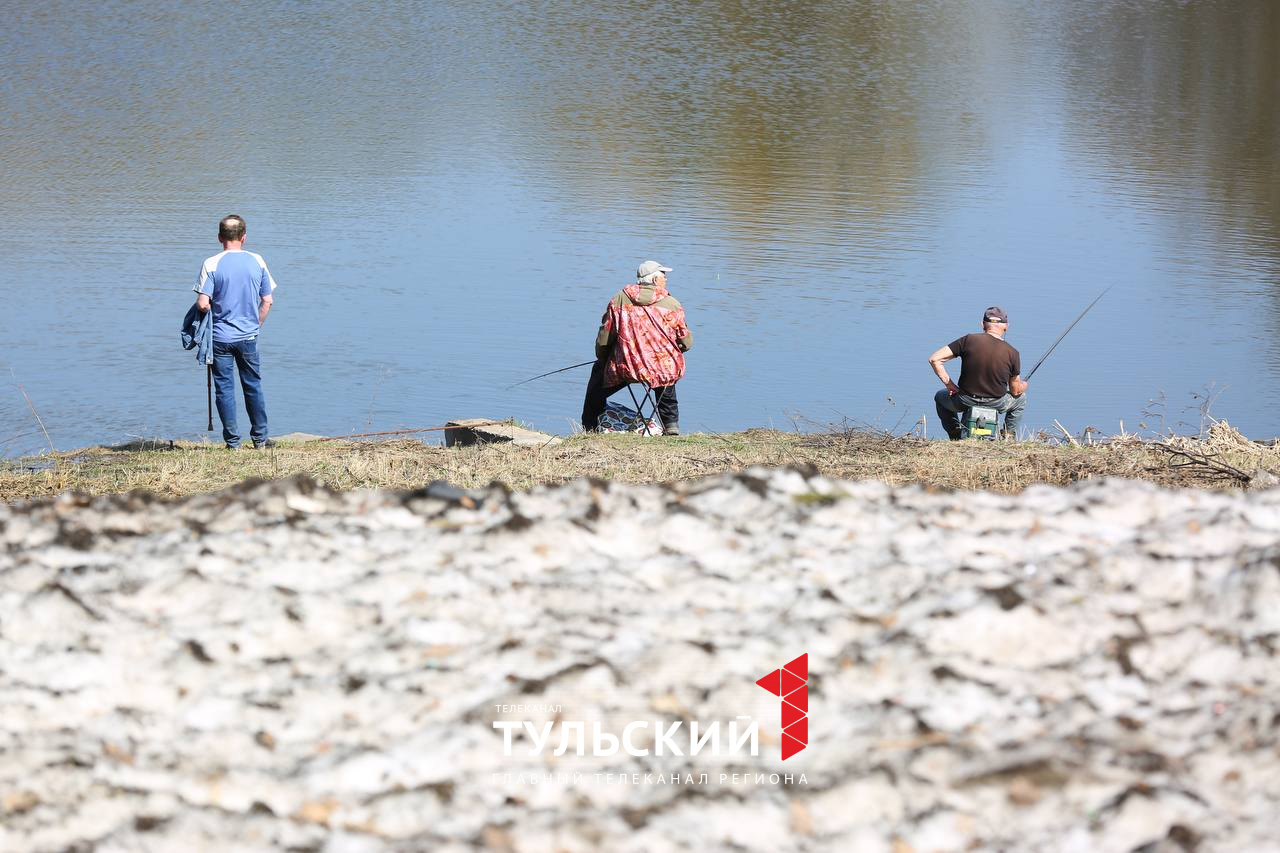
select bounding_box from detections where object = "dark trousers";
[581,358,678,431]
[934,389,1025,440]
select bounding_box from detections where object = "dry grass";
[2,422,1277,504]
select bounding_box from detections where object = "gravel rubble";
[1,469,1278,852]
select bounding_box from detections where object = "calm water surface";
[1,0,1277,455]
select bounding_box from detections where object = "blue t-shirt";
[194,250,278,343]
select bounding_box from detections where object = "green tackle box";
[965,406,1000,440]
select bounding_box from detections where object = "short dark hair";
[219,215,246,242]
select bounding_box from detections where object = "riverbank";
[1,421,1274,502]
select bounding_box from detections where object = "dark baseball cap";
[983,306,1008,323]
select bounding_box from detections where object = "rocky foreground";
[1,470,1278,852]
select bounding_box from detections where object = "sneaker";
[663,422,680,436]
[252,438,277,449]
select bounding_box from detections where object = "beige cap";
[637,260,673,279]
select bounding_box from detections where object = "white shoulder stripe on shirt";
[194,250,230,294]
[247,251,278,291]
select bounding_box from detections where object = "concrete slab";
[273,432,327,443]
[444,419,562,448]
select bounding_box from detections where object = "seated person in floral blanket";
[581,260,693,436]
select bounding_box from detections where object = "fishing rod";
[507,359,596,389]
[317,421,506,442]
[1025,287,1111,380]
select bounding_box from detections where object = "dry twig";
[1053,420,1078,447]
[1151,442,1251,484]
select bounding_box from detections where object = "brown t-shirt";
[948,333,1021,398]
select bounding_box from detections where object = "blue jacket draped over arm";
[180,303,213,366]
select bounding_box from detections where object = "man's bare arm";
[197,293,211,314]
[1010,375,1028,397]
[259,294,273,325]
[928,346,959,393]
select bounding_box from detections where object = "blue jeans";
[935,389,1025,439]
[212,337,268,447]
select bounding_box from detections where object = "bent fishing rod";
[507,359,595,389]
[1025,286,1111,380]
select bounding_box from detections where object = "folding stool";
[624,382,666,436]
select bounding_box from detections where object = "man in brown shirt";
[928,306,1028,440]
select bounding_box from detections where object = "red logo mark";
[756,653,808,760]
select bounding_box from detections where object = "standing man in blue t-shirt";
[194,214,277,449]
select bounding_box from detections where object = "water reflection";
[0,0,1277,456]
[1058,1,1279,247]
